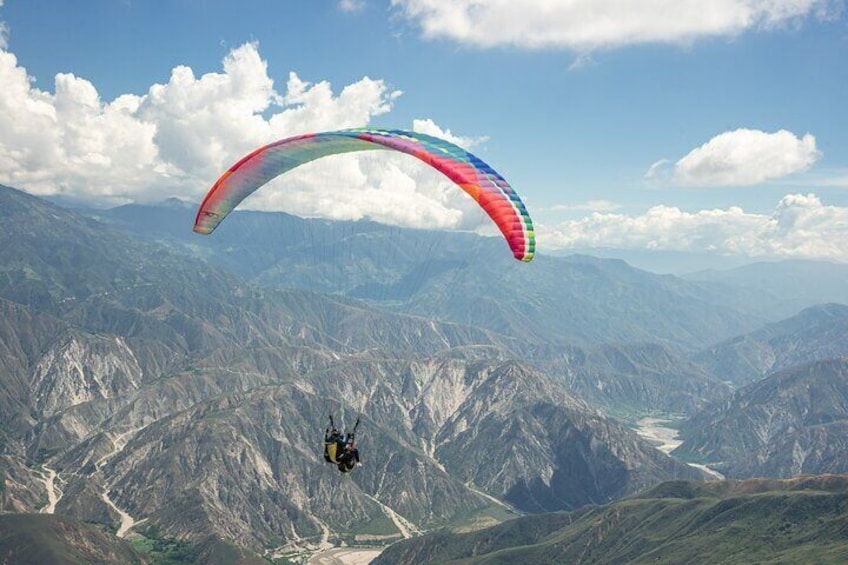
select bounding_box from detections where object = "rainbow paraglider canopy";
[194,128,535,262]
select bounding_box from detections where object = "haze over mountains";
[3,183,848,562]
[91,200,771,350]
[693,303,848,386]
[685,261,848,317]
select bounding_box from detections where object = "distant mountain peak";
[159,197,195,210]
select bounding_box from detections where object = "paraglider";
[194,128,535,262]
[324,415,360,474]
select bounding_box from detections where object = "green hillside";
[373,475,848,565]
[0,513,145,564]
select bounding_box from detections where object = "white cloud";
[242,150,482,230]
[644,159,673,185]
[0,1,7,50]
[0,40,500,231]
[412,118,487,149]
[549,200,622,213]
[339,0,365,12]
[391,0,837,50]
[542,193,848,261]
[665,128,822,186]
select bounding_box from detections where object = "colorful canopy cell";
[194,128,535,262]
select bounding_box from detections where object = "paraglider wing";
[194,128,535,261]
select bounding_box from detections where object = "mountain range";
[5,183,848,562]
[89,201,770,351]
[685,260,848,317]
[675,357,848,478]
[0,184,715,561]
[692,302,848,386]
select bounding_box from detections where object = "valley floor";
[306,548,383,565]
[633,417,724,480]
[634,417,682,454]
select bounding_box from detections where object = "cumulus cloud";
[391,0,837,50]
[242,150,483,230]
[412,117,487,149]
[0,42,396,201]
[661,128,822,186]
[0,39,495,231]
[542,193,848,261]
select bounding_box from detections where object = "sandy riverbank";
[633,417,724,480]
[306,548,383,565]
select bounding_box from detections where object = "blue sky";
[1,0,847,262]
